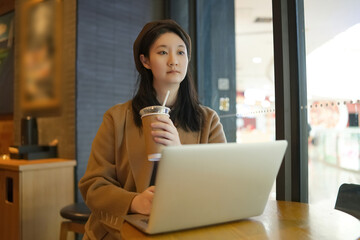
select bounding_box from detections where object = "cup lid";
[139,105,171,116]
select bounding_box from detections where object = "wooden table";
[121,200,360,240]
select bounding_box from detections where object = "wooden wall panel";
[14,0,76,160]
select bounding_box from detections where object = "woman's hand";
[151,116,181,146]
[130,186,155,215]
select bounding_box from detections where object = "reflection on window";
[236,89,275,143]
[307,24,360,101]
[307,24,360,173]
[235,0,275,144]
[305,0,360,209]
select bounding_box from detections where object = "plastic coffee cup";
[140,105,171,161]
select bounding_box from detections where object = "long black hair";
[132,19,203,132]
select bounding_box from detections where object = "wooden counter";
[0,158,76,171]
[0,158,76,240]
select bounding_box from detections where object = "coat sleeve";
[78,109,137,234]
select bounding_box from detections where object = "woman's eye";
[158,51,167,55]
[178,51,185,55]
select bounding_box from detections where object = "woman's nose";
[168,53,178,66]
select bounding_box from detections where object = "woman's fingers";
[153,136,173,146]
[151,116,175,129]
[152,130,180,145]
[147,185,155,193]
[130,186,156,215]
[151,123,174,134]
[150,116,181,146]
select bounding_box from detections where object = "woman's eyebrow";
[155,44,186,49]
[155,45,168,49]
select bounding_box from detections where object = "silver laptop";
[123,140,288,234]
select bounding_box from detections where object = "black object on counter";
[10,145,57,160]
[21,116,38,145]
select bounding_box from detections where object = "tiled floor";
[309,158,360,210]
[267,146,360,209]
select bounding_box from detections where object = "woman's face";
[141,32,189,89]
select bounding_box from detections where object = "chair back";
[335,183,360,220]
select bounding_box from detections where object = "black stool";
[59,202,91,240]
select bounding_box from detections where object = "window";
[304,0,360,208]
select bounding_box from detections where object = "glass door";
[235,0,275,144]
[235,0,276,197]
[304,0,360,208]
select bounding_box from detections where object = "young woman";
[79,19,226,239]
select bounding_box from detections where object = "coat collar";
[125,107,153,193]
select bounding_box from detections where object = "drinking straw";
[162,90,170,106]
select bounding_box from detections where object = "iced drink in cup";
[140,105,171,161]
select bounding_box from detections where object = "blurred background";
[234,0,360,208]
[0,0,359,214]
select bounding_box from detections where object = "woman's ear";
[140,54,151,69]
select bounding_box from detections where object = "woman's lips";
[167,70,180,74]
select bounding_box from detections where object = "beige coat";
[78,100,226,239]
